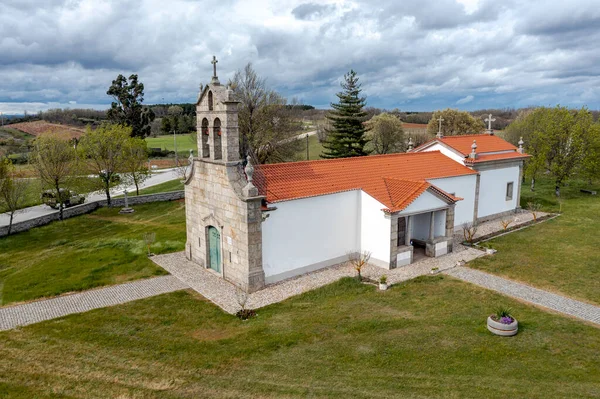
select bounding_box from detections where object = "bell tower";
[196,55,240,164]
[184,56,266,293]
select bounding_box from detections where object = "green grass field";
[469,178,600,305]
[146,133,197,153]
[294,134,325,160]
[117,179,184,197]
[0,201,185,305]
[0,276,598,398]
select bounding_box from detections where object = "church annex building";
[184,68,530,293]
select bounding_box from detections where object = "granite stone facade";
[185,77,265,293]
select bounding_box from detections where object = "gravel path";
[445,267,600,325]
[153,247,486,314]
[0,276,188,331]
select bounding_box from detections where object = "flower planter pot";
[379,283,388,291]
[487,316,518,336]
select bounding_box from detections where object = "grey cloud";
[1,0,600,113]
[292,3,336,20]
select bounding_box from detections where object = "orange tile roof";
[256,151,476,211]
[465,152,531,164]
[439,134,517,155]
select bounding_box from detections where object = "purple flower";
[500,316,513,324]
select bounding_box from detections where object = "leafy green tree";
[426,109,485,136]
[30,133,79,220]
[230,63,303,163]
[322,70,370,159]
[578,121,600,185]
[107,74,155,138]
[0,159,29,235]
[79,124,131,206]
[504,106,591,196]
[366,113,405,154]
[122,137,150,196]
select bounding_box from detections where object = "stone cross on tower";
[436,116,444,139]
[485,113,496,135]
[210,55,220,84]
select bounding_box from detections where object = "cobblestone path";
[0,276,188,331]
[445,267,600,325]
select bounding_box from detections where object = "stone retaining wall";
[0,190,185,238]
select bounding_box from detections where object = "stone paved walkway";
[445,267,600,325]
[152,247,486,314]
[0,276,188,331]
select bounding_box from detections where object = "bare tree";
[230,63,303,163]
[122,137,150,196]
[527,201,542,221]
[367,113,405,154]
[347,250,371,281]
[500,219,513,231]
[0,160,29,235]
[79,124,130,206]
[30,133,79,220]
[462,222,478,243]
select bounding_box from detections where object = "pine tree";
[321,70,370,158]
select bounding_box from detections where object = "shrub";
[379,275,387,284]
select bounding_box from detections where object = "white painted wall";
[421,143,465,164]
[411,213,430,241]
[428,175,478,227]
[400,190,448,215]
[434,209,446,237]
[360,192,391,265]
[262,190,360,281]
[477,165,521,218]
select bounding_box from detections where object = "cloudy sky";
[1,0,600,114]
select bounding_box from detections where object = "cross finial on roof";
[436,116,444,138]
[211,55,218,78]
[484,113,496,134]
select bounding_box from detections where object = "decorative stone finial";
[407,137,414,151]
[436,116,444,139]
[470,139,478,159]
[243,155,258,197]
[245,155,255,183]
[518,137,524,154]
[485,113,496,135]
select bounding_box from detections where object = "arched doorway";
[207,226,221,273]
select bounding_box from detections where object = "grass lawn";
[146,133,197,153]
[469,178,600,305]
[0,201,186,305]
[0,276,598,398]
[133,179,184,195]
[294,134,324,160]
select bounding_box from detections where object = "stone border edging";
[473,213,559,244]
[0,190,185,238]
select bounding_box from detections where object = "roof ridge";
[258,150,445,169]
[441,133,493,139]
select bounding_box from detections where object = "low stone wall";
[0,190,185,238]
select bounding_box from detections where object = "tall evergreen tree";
[321,70,370,159]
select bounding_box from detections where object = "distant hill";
[8,121,85,139]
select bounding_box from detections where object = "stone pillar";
[473,173,481,224]
[429,211,435,241]
[405,216,412,246]
[389,213,399,269]
[516,163,524,209]
[445,205,455,254]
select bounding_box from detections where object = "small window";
[506,182,514,200]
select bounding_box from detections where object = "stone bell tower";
[184,56,265,293]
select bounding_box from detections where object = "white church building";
[184,67,530,293]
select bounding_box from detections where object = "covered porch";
[389,205,456,269]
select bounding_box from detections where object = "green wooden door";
[208,226,221,273]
